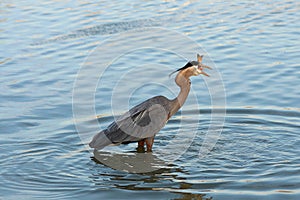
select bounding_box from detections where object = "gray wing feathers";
[89,96,171,149]
[89,129,113,150]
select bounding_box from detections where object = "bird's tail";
[89,130,112,150]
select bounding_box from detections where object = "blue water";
[1,0,300,199]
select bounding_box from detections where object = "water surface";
[1,0,300,199]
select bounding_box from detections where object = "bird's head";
[169,54,212,78]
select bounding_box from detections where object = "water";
[1,0,300,199]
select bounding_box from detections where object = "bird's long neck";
[170,72,191,117]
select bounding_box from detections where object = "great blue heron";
[89,54,211,152]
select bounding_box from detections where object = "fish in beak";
[197,54,212,77]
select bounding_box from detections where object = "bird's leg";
[145,137,154,153]
[138,140,145,147]
[136,139,145,153]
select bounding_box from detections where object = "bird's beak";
[198,64,212,77]
[201,70,210,77]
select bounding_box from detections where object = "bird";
[89,54,211,153]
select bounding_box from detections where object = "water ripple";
[31,18,163,46]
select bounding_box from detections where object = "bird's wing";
[106,96,170,143]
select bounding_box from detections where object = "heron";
[89,54,211,153]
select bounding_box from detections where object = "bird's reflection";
[173,192,213,200]
[91,150,212,200]
[92,149,170,173]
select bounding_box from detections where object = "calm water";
[1,0,300,199]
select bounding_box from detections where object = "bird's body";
[89,96,173,150]
[89,54,211,152]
